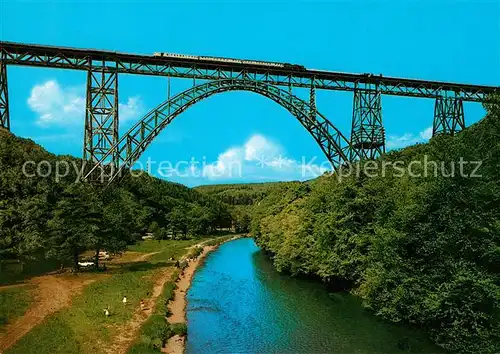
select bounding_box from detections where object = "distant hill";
[195,182,291,206]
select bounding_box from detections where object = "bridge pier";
[0,62,9,131]
[350,84,385,160]
[433,96,465,136]
[83,66,119,166]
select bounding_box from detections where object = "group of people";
[103,295,147,317]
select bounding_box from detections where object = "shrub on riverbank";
[170,322,187,336]
[156,272,178,317]
[139,315,169,349]
[187,246,203,259]
[128,318,188,353]
[252,101,500,353]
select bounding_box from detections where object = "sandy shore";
[163,237,239,354]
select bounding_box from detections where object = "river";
[186,238,440,353]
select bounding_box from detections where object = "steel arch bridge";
[84,79,353,183]
[1,41,499,182]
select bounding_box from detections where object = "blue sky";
[1,0,499,186]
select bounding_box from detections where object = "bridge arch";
[85,79,353,183]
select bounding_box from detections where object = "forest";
[250,100,500,353]
[0,129,232,273]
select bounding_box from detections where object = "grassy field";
[126,271,179,354]
[129,239,200,264]
[0,286,33,331]
[5,237,220,354]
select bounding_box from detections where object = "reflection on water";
[186,238,439,353]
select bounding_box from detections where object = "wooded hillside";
[0,129,231,274]
[251,103,500,353]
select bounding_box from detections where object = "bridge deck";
[1,41,498,101]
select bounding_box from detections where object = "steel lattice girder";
[433,96,465,136]
[84,79,354,183]
[1,41,497,102]
[0,62,9,130]
[350,84,385,160]
[83,67,119,165]
[309,84,316,120]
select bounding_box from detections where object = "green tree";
[168,207,188,239]
[47,184,101,270]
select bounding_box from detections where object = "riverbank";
[164,236,241,354]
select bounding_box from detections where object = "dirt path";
[104,245,208,354]
[110,251,161,264]
[0,273,104,352]
[0,250,159,352]
[164,334,185,354]
[104,267,174,354]
[134,251,161,262]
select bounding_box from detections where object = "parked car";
[78,261,94,268]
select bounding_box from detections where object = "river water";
[186,238,439,353]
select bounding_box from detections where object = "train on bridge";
[153,51,306,71]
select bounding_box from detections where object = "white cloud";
[119,96,144,122]
[28,80,85,127]
[28,80,143,127]
[195,134,329,182]
[419,126,433,140]
[386,126,433,149]
[243,134,280,161]
[203,147,244,179]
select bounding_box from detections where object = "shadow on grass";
[116,261,174,273]
[0,258,63,286]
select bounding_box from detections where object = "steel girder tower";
[83,64,119,166]
[350,83,385,160]
[433,96,465,136]
[0,62,9,130]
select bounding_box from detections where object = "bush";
[155,278,177,317]
[187,246,203,259]
[139,315,169,349]
[170,322,188,336]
